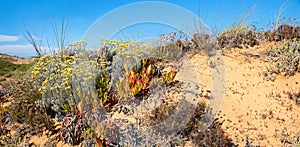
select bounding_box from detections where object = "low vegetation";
[217,24,259,49]
[266,39,300,76]
[0,59,35,79]
[1,17,300,146]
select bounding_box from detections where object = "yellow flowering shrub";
[31,39,116,112]
[31,53,77,111]
[102,39,149,59]
[30,39,172,113]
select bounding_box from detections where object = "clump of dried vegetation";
[218,24,259,49]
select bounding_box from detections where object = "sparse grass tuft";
[285,87,300,105]
[218,24,259,49]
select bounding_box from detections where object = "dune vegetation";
[0,17,300,147]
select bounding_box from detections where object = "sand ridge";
[190,44,300,146]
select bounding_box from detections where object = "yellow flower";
[34,67,41,71]
[42,79,49,86]
[50,87,55,91]
[64,86,71,90]
[62,81,68,85]
[38,62,43,66]
[100,60,106,67]
[65,68,72,72]
[66,60,72,64]
[119,44,127,49]
[31,71,40,76]
[40,55,47,61]
[60,63,67,68]
[62,70,67,75]
[68,73,72,77]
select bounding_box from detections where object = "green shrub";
[269,24,300,42]
[30,39,137,113]
[16,61,36,72]
[266,39,300,76]
[0,60,36,78]
[29,38,181,145]
[31,53,78,112]
[1,79,55,146]
[0,60,18,77]
[150,43,183,60]
[218,24,259,49]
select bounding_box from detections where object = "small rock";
[261,114,267,119]
[262,72,268,77]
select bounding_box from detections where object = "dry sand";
[191,43,300,147]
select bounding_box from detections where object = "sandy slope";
[0,54,37,64]
[191,44,300,146]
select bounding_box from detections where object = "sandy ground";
[191,44,300,146]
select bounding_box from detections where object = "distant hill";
[0,53,37,64]
[0,53,37,82]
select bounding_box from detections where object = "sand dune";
[190,43,300,146]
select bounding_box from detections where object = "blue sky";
[0,0,299,57]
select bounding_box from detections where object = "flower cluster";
[102,39,150,60]
[31,53,76,111]
[103,40,138,51]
